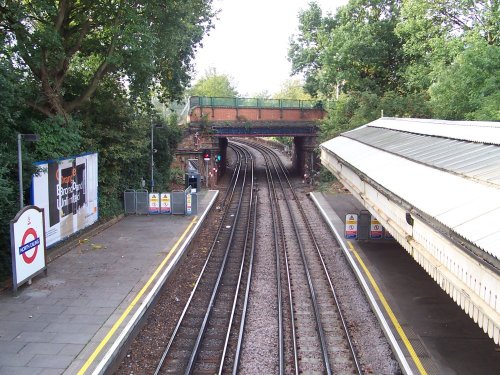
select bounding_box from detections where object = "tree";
[0,58,25,278]
[289,0,405,98]
[288,2,332,96]
[251,90,271,99]
[189,67,238,97]
[289,0,415,137]
[0,1,210,280]
[273,79,312,100]
[0,0,215,118]
[396,0,499,91]
[429,39,500,120]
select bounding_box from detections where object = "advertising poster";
[32,153,98,247]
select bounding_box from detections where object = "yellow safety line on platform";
[77,216,199,375]
[347,241,428,375]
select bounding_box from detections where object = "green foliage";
[1,0,215,117]
[395,0,495,92]
[289,0,498,136]
[0,163,15,279]
[290,0,404,98]
[30,117,83,160]
[272,79,313,146]
[273,79,312,100]
[76,77,182,217]
[318,166,337,183]
[323,0,403,95]
[288,2,329,96]
[153,115,183,191]
[251,90,272,99]
[0,57,33,279]
[168,167,185,186]
[189,67,238,97]
[321,90,431,140]
[430,40,500,120]
[0,1,214,281]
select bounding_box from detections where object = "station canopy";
[321,118,500,262]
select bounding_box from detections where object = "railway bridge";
[321,117,500,345]
[175,96,325,180]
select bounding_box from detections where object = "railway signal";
[202,149,211,161]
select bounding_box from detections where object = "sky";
[192,0,349,97]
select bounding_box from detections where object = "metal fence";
[136,189,149,215]
[189,96,323,110]
[123,188,197,215]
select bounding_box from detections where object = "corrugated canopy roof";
[366,118,500,145]
[321,118,500,261]
[343,126,500,188]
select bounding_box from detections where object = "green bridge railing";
[189,96,323,110]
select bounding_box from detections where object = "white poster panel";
[160,193,171,214]
[345,213,358,239]
[149,193,160,214]
[32,153,98,247]
[370,215,383,239]
[10,206,47,291]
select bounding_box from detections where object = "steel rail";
[218,146,256,374]
[184,144,253,374]
[265,146,332,375]
[231,194,258,375]
[266,142,363,374]
[153,145,245,375]
[242,140,330,374]
[234,140,289,374]
[260,144,289,375]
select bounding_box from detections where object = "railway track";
[239,140,362,374]
[117,139,398,374]
[154,144,257,374]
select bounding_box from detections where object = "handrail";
[189,96,323,111]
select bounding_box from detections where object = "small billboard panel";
[32,153,98,247]
[345,214,358,239]
[370,215,383,239]
[160,193,171,214]
[149,193,160,214]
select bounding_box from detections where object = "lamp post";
[18,133,40,209]
[150,123,162,192]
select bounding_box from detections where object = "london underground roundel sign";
[10,205,47,292]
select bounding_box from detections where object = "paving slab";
[0,190,218,375]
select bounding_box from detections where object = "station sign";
[345,214,358,239]
[160,193,171,214]
[148,193,160,214]
[370,215,383,239]
[10,206,47,293]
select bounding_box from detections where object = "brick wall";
[189,107,324,122]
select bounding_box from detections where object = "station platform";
[0,190,218,375]
[310,191,500,375]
